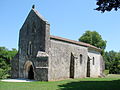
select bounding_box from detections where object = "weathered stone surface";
[11,8,50,81]
[11,53,19,78]
[37,51,49,57]
[49,39,88,80]
[88,49,101,77]
[11,8,104,81]
[34,68,48,81]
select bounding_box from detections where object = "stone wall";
[100,55,105,76]
[18,9,50,78]
[33,57,49,81]
[11,8,104,81]
[88,49,101,77]
[49,39,88,81]
[11,53,19,78]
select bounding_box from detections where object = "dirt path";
[106,74,120,78]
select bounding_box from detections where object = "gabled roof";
[31,9,101,52]
[31,9,49,24]
[50,35,101,52]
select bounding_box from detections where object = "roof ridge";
[31,8,49,24]
[50,35,101,52]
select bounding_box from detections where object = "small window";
[93,57,95,65]
[29,44,32,55]
[80,54,82,64]
[28,41,32,55]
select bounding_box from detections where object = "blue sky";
[0,0,120,52]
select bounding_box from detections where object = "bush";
[0,68,10,79]
[103,70,109,75]
[0,47,17,79]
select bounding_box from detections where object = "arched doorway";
[28,65,34,79]
[24,61,34,79]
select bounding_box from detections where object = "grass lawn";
[0,74,120,90]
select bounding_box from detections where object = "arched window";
[80,54,82,64]
[93,57,95,65]
[28,41,32,55]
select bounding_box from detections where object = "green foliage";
[0,47,17,79]
[96,0,120,12]
[79,31,120,74]
[104,50,120,74]
[103,70,109,75]
[79,30,107,52]
[0,68,10,79]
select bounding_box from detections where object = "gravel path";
[1,78,36,82]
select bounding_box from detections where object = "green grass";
[0,74,120,90]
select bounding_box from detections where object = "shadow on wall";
[58,79,120,90]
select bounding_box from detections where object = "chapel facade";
[11,8,104,81]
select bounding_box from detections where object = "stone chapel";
[11,7,105,81]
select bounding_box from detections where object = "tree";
[79,30,107,51]
[104,50,120,74]
[96,0,120,12]
[0,47,17,79]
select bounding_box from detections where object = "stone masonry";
[11,8,105,81]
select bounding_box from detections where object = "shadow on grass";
[58,79,120,90]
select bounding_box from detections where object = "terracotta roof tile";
[50,35,101,52]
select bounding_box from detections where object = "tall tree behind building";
[79,30,107,55]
